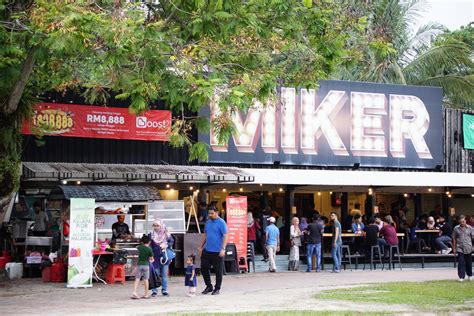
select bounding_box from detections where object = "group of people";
[132,207,229,299]
[131,205,472,299]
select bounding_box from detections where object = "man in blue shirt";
[265,216,280,272]
[198,208,228,295]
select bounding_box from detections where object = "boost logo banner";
[22,103,171,142]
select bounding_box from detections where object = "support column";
[441,194,451,218]
[365,193,375,219]
[341,192,349,221]
[414,194,422,218]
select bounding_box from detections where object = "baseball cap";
[269,217,276,223]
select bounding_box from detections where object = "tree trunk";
[4,46,38,115]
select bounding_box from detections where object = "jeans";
[306,243,322,271]
[332,244,342,271]
[201,250,224,290]
[457,252,473,279]
[435,235,452,251]
[151,263,169,294]
[266,245,277,271]
[378,238,389,256]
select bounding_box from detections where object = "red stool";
[106,264,126,284]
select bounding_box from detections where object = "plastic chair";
[388,244,402,270]
[106,264,126,284]
[341,245,353,271]
[363,245,384,271]
[223,243,239,274]
[247,242,256,273]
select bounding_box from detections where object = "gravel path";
[0,268,465,315]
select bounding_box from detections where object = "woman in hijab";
[288,217,302,271]
[148,219,174,297]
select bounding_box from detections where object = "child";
[132,235,154,299]
[185,254,197,297]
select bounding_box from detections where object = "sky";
[417,0,473,30]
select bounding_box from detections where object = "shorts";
[135,265,150,280]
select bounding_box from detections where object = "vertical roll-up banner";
[67,198,95,288]
[226,196,248,269]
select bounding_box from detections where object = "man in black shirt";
[304,214,324,272]
[435,214,453,254]
[112,215,131,241]
[364,217,379,256]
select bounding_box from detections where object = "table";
[415,230,441,252]
[92,250,113,284]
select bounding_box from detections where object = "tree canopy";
[0,0,364,206]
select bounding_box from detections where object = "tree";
[0,1,363,212]
[336,0,473,109]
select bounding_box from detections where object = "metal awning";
[21,162,254,183]
[60,185,162,201]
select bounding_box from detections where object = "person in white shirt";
[33,202,49,236]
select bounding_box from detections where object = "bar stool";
[388,244,402,270]
[341,245,353,271]
[363,245,383,271]
[106,264,126,284]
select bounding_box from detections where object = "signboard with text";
[462,113,474,149]
[199,80,443,169]
[67,198,95,288]
[226,196,248,270]
[22,103,171,141]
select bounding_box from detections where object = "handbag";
[148,263,162,290]
[160,248,176,265]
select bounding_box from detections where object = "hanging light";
[368,187,373,195]
[403,193,408,198]
[222,188,226,192]
[329,191,333,195]
[62,180,67,185]
[189,186,194,191]
[279,188,283,192]
[239,188,243,192]
[166,184,170,188]
[428,187,432,192]
[76,181,81,185]
[317,192,321,196]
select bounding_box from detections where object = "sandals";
[131,294,140,300]
[141,296,150,299]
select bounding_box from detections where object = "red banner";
[226,196,248,271]
[21,103,171,141]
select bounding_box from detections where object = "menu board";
[226,196,248,269]
[147,201,185,233]
[67,198,95,288]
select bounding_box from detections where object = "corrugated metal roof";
[60,185,162,201]
[22,162,254,183]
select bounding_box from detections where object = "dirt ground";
[0,268,468,315]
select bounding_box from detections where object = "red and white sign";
[226,196,248,271]
[22,103,171,141]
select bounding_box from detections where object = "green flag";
[463,113,474,149]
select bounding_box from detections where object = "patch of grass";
[315,280,474,310]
